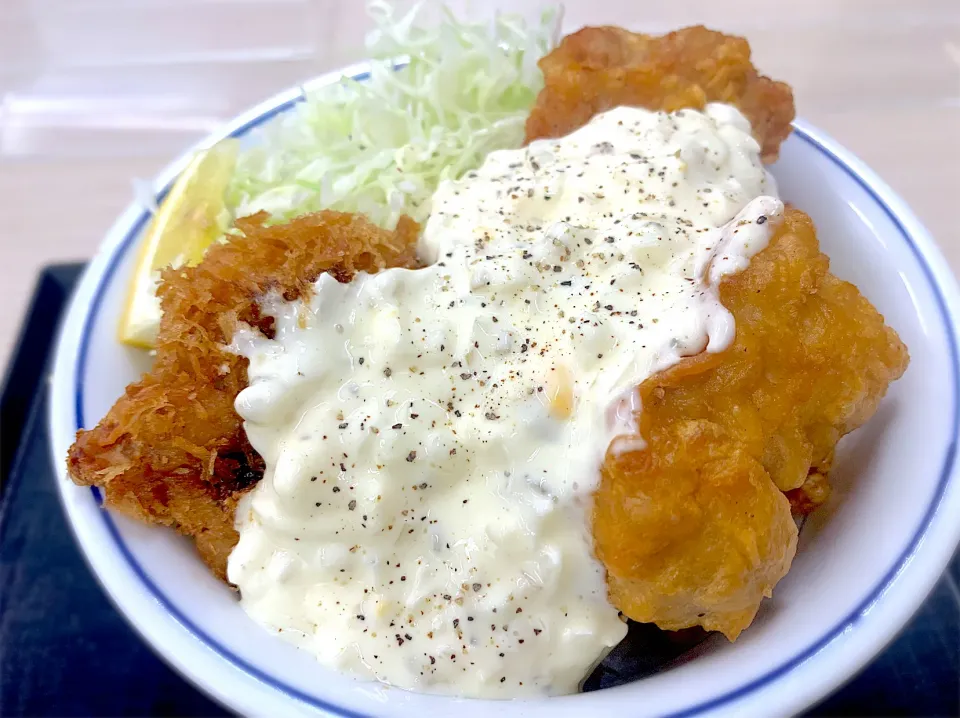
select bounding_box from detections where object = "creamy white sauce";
[227,104,783,698]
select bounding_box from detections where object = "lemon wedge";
[119,139,239,349]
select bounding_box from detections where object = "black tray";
[1,265,957,717]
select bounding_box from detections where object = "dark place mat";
[1,264,957,717]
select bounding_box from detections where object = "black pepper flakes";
[406,451,417,462]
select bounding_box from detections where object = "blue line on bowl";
[72,72,959,717]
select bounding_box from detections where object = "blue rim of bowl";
[71,75,959,718]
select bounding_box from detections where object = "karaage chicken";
[594,209,908,638]
[525,25,795,162]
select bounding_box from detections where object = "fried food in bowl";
[49,15,951,718]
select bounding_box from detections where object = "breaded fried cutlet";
[525,26,795,162]
[594,209,908,638]
[67,211,420,577]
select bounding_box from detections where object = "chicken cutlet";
[524,25,795,162]
[68,211,420,577]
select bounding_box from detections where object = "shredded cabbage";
[225,0,559,229]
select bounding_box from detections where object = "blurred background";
[0,0,958,371]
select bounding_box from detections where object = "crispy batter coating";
[67,211,420,578]
[525,26,795,162]
[593,209,909,638]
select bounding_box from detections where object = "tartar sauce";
[227,104,783,697]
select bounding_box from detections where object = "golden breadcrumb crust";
[67,211,420,577]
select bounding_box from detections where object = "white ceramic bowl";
[49,63,960,718]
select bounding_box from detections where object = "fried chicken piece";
[67,211,420,578]
[593,208,909,639]
[525,26,795,162]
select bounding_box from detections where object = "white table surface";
[1,0,958,372]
